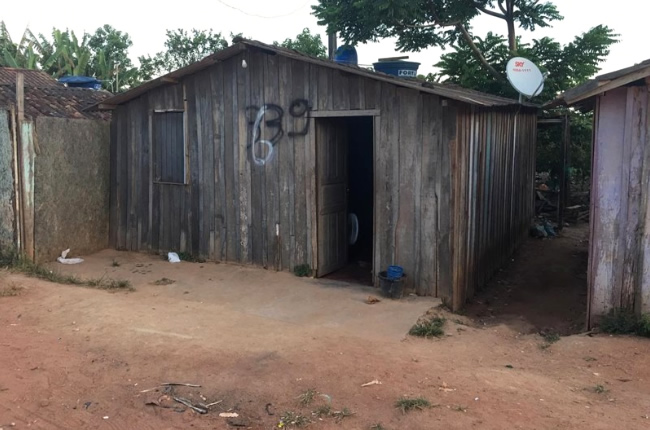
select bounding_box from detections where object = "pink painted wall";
[590,84,650,325]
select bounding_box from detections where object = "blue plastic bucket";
[387,265,404,280]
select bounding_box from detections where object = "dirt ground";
[2,238,650,429]
[466,223,590,335]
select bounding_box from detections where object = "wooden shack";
[558,60,650,325]
[100,40,537,309]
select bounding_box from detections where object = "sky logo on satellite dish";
[506,57,545,98]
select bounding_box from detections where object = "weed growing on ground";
[583,356,597,362]
[297,388,316,406]
[0,250,133,292]
[0,284,23,297]
[395,397,431,414]
[543,332,561,344]
[370,424,387,430]
[111,259,120,267]
[332,407,354,422]
[153,278,175,286]
[293,264,312,277]
[177,252,206,263]
[594,384,607,394]
[409,317,445,338]
[312,404,331,418]
[600,309,650,337]
[278,411,311,427]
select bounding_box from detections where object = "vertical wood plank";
[278,56,294,270]
[238,51,253,264]
[248,50,266,267]
[264,52,281,270]
[419,95,440,296]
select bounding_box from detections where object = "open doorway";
[315,116,374,286]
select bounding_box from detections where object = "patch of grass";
[370,424,387,430]
[278,411,311,428]
[600,309,650,337]
[583,356,597,362]
[539,342,551,350]
[543,332,561,344]
[111,259,120,267]
[177,252,206,263]
[312,404,331,418]
[1,251,133,292]
[297,388,316,406]
[594,384,607,394]
[332,407,354,423]
[152,277,175,286]
[293,264,312,277]
[638,314,650,337]
[395,397,431,414]
[409,317,446,338]
[0,284,23,297]
[104,279,133,291]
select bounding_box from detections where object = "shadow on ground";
[465,223,589,335]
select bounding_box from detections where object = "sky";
[2,0,647,78]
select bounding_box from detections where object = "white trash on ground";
[168,252,181,263]
[57,249,84,265]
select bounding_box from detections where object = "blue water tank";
[334,45,358,66]
[373,61,420,78]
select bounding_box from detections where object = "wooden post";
[558,114,570,230]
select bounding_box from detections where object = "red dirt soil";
[1,241,649,429]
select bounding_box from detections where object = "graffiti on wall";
[246,99,310,166]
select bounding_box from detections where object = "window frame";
[150,109,188,185]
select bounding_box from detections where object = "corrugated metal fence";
[451,107,537,308]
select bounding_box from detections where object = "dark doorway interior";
[322,116,374,285]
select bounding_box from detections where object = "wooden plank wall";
[450,105,537,309]
[109,48,536,306]
[590,84,650,325]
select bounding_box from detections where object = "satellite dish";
[506,57,545,98]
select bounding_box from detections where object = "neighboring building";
[0,68,111,262]
[556,60,650,325]
[100,40,538,309]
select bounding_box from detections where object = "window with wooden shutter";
[152,111,186,184]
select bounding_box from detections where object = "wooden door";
[316,119,348,277]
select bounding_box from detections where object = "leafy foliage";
[409,317,446,338]
[275,28,327,58]
[139,29,229,79]
[599,309,650,337]
[313,0,563,64]
[434,26,617,103]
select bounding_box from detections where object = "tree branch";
[497,0,507,15]
[474,2,506,19]
[455,24,506,82]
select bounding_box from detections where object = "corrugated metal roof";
[554,59,650,107]
[99,40,535,109]
[0,68,111,120]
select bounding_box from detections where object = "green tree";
[0,22,40,69]
[275,28,327,58]
[434,26,617,103]
[140,28,229,78]
[87,25,140,92]
[313,0,563,80]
